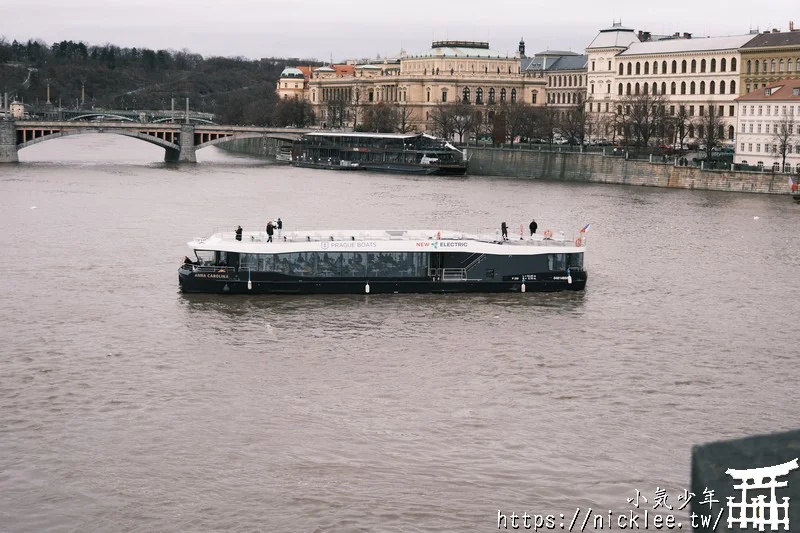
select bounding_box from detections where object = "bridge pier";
[164,124,196,163]
[0,121,19,163]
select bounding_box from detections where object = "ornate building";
[585,22,751,142]
[277,40,546,133]
[734,79,800,171]
[522,51,587,115]
[740,27,800,95]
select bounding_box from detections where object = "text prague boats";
[178,226,588,294]
[291,132,468,175]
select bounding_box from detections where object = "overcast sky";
[1,0,797,62]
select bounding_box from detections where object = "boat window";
[548,253,566,271]
[567,253,583,269]
[195,250,217,265]
[239,251,430,278]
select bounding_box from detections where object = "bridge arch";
[17,128,180,151]
[194,132,299,150]
[67,113,136,122]
[151,116,217,125]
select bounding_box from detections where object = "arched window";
[531,90,537,104]
[797,59,800,72]
[661,82,666,94]
[688,125,694,138]
[488,87,495,104]
[698,125,705,138]
[627,63,632,75]
[709,81,715,94]
[644,62,649,74]
[662,61,667,74]
[701,59,706,72]
[671,82,676,95]
[780,59,785,72]
[500,88,506,102]
[730,80,736,93]
[790,59,795,73]
[618,63,624,75]
[626,83,631,95]
[635,82,640,95]
[635,62,641,75]
[763,60,768,73]
[618,83,623,96]
[771,59,776,73]
[681,82,686,95]
[681,60,687,73]
[643,82,649,95]
[511,89,516,103]
[690,81,695,94]
[719,80,725,94]
[476,87,483,104]
[700,81,705,94]
[720,58,726,72]
[691,59,697,73]
[728,125,734,140]
[731,58,737,71]
[747,60,752,73]
[426,88,431,102]
[653,61,658,74]
[671,60,677,74]
[462,87,470,103]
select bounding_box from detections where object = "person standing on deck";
[501,222,508,241]
[235,225,243,241]
[266,221,274,242]
[277,218,283,237]
[529,219,537,236]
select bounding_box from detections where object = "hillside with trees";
[0,37,321,125]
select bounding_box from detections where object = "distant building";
[10,101,26,119]
[734,79,800,172]
[740,26,800,95]
[522,51,587,116]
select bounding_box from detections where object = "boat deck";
[192,228,586,248]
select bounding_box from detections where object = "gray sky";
[1,0,796,62]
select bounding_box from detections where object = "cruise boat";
[178,227,588,294]
[291,132,468,175]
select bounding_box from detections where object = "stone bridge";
[0,121,310,163]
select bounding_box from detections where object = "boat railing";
[429,268,467,282]
[185,264,237,275]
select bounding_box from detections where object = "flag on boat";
[790,175,795,186]
[580,223,591,233]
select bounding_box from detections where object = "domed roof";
[280,67,305,78]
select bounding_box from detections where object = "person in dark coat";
[235,225,243,241]
[266,221,274,242]
[529,219,537,236]
[276,218,283,237]
[500,222,508,241]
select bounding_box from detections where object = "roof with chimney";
[742,30,800,49]
[735,79,800,101]
[522,52,587,72]
[618,34,754,56]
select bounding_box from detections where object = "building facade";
[277,40,546,134]
[585,23,751,143]
[734,79,800,171]
[740,28,800,95]
[522,51,587,115]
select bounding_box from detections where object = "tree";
[696,101,727,164]
[395,102,416,133]
[670,104,692,157]
[362,102,397,132]
[273,97,314,127]
[535,106,559,147]
[772,110,796,171]
[449,101,477,143]
[558,101,590,146]
[430,102,456,140]
[502,101,535,145]
[620,92,667,150]
[325,95,349,128]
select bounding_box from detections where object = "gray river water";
[1,134,798,532]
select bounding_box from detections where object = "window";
[701,58,706,72]
[441,90,447,102]
[605,102,609,112]
[746,84,751,94]
[608,61,611,70]
[500,88,506,102]
[691,59,697,73]
[644,82,649,95]
[635,82,640,95]
[698,125,705,138]
[689,105,694,116]
[780,59,785,72]
[758,106,762,116]
[757,124,761,133]
[672,60,677,73]
[699,105,704,116]
[756,144,761,152]
[747,60,752,73]
[626,83,631,95]
[681,60,687,73]
[681,82,686,95]
[720,58,725,72]
[771,59,776,73]
[644,62,649,75]
[749,124,753,133]
[719,80,725,94]
[700,81,705,94]
[748,143,753,151]
[662,60,667,73]
[731,58,737,71]
[741,123,746,133]
[635,62,641,75]
[741,143,745,151]
[489,87,495,104]
[690,81,696,94]
[730,81,736,94]
[670,105,675,116]
[653,61,658,74]
[618,83,623,96]
[719,105,724,116]
[592,60,595,71]
[763,60,768,73]
[475,87,483,104]
[426,88,431,102]
[671,82,676,95]
[510,89,516,103]
[729,105,734,117]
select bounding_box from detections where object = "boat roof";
[305,131,422,139]
[189,229,586,255]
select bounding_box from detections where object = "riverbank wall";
[221,139,792,195]
[465,147,791,195]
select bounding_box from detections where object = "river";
[1,134,798,532]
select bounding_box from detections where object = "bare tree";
[558,100,590,146]
[449,101,477,143]
[696,101,727,164]
[362,102,397,133]
[325,95,349,129]
[500,101,538,146]
[772,110,796,171]
[395,102,416,133]
[669,104,692,158]
[474,106,496,145]
[620,92,667,150]
[430,102,455,140]
[350,88,362,130]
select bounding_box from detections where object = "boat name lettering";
[194,273,229,279]
[552,276,568,280]
[321,241,377,250]
[415,241,468,248]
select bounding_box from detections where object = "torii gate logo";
[726,458,798,530]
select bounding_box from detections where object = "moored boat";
[178,227,588,294]
[291,132,468,175]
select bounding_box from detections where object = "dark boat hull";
[178,268,587,294]
[292,161,467,176]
